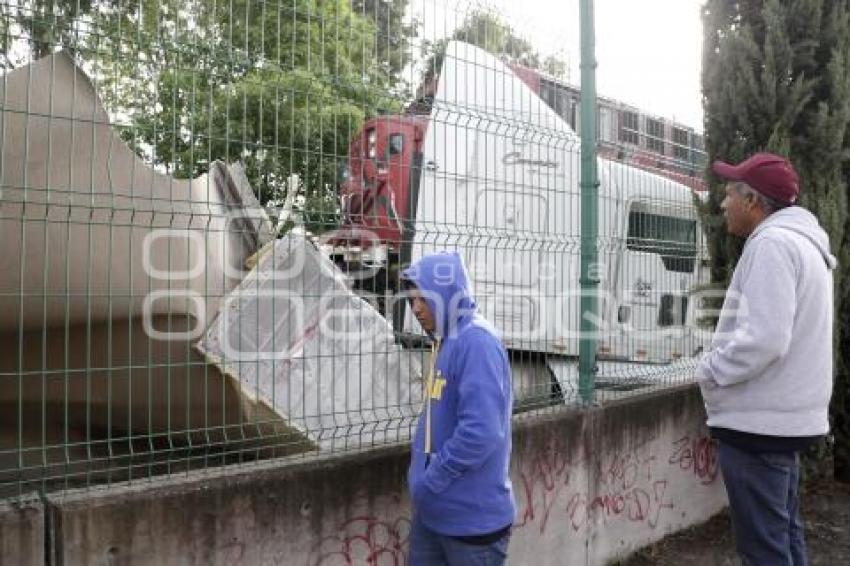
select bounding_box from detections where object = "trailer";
[329,40,710,369]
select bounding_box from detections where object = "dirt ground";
[618,458,850,566]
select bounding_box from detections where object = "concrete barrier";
[511,385,726,564]
[0,494,44,566]
[7,384,725,565]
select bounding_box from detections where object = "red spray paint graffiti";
[515,440,574,534]
[580,479,673,530]
[311,516,410,566]
[309,433,719,558]
[669,435,719,485]
[515,433,717,535]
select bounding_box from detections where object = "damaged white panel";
[197,234,424,451]
[0,52,275,454]
[0,51,274,332]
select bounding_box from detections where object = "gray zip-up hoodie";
[697,206,836,436]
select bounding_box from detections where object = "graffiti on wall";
[669,434,720,485]
[514,433,718,535]
[310,515,410,566]
[307,433,718,564]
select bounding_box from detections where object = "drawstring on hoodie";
[424,338,441,468]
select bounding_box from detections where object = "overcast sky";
[413,0,706,130]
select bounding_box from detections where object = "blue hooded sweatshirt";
[401,251,516,536]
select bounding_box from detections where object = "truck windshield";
[627,211,697,273]
[388,133,404,156]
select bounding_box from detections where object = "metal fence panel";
[0,0,709,499]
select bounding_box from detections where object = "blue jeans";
[717,441,807,566]
[409,515,510,566]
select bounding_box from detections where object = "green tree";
[13,0,93,59]
[419,7,564,91]
[351,0,419,96]
[701,0,850,481]
[0,5,9,69]
[543,54,570,81]
[0,0,100,68]
[89,0,400,232]
[2,0,416,234]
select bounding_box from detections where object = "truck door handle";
[424,160,438,171]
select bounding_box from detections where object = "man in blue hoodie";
[400,251,515,566]
[699,153,836,565]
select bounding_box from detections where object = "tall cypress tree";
[701,0,850,481]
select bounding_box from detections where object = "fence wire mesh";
[1,0,709,499]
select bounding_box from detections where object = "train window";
[619,111,639,145]
[598,107,614,142]
[541,82,554,108]
[645,118,665,153]
[540,79,577,128]
[388,133,404,157]
[555,90,570,122]
[672,127,690,160]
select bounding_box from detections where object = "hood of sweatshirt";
[399,251,476,338]
[749,206,837,270]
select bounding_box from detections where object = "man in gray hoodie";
[698,152,836,566]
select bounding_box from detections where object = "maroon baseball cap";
[712,152,799,204]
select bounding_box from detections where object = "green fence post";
[579,0,599,404]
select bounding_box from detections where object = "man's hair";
[399,277,417,292]
[734,182,792,215]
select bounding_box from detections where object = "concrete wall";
[0,494,44,566]
[510,386,725,565]
[8,385,726,565]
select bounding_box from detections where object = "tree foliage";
[420,7,567,90]
[351,0,419,96]
[2,0,417,233]
[701,0,850,481]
